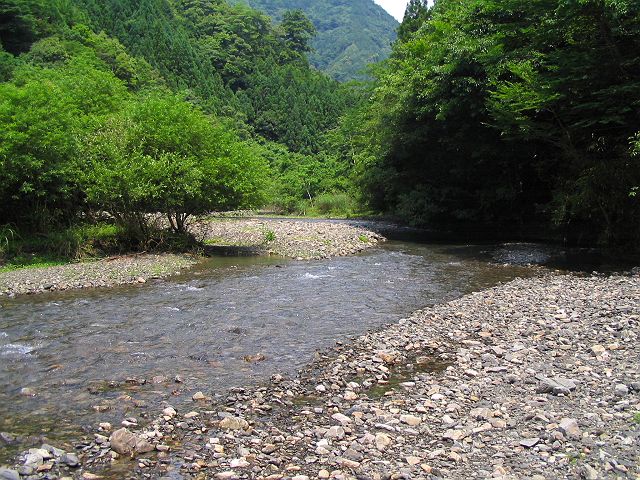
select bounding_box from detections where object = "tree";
[0,58,128,230]
[279,10,316,62]
[81,94,268,239]
[354,0,640,249]
[397,0,430,42]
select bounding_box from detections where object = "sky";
[374,0,410,21]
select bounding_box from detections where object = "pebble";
[19,387,36,397]
[559,418,580,438]
[520,438,540,448]
[399,414,421,426]
[192,391,206,401]
[614,384,629,396]
[109,427,154,455]
[60,453,79,467]
[219,416,249,431]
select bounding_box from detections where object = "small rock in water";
[243,353,266,363]
[219,416,249,431]
[60,453,80,467]
[98,422,112,431]
[109,428,153,456]
[192,391,206,401]
[23,450,45,467]
[19,388,36,397]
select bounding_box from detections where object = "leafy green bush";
[81,94,269,242]
[0,54,129,230]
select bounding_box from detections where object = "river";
[0,238,595,461]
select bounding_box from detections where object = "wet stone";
[61,453,80,467]
[0,468,20,480]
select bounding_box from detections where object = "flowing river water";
[0,238,607,462]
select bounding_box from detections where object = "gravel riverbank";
[0,219,384,297]
[6,274,638,479]
[193,218,385,259]
[0,254,197,297]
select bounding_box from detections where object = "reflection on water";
[0,241,538,457]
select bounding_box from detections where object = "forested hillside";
[1,0,639,266]
[0,0,357,262]
[238,0,398,81]
[340,0,640,250]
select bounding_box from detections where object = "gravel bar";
[192,218,385,259]
[0,254,197,297]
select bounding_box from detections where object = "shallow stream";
[0,239,578,459]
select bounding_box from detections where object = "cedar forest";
[0,0,639,262]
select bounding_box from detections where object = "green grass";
[633,412,640,424]
[0,255,68,273]
[358,234,369,243]
[267,192,369,218]
[0,223,124,272]
[263,229,276,243]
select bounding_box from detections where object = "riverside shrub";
[81,94,268,241]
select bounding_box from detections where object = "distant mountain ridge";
[237,0,398,81]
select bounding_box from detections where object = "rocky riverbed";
[192,218,385,260]
[5,273,638,479]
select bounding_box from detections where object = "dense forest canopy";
[238,0,399,82]
[1,0,639,260]
[346,0,640,249]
